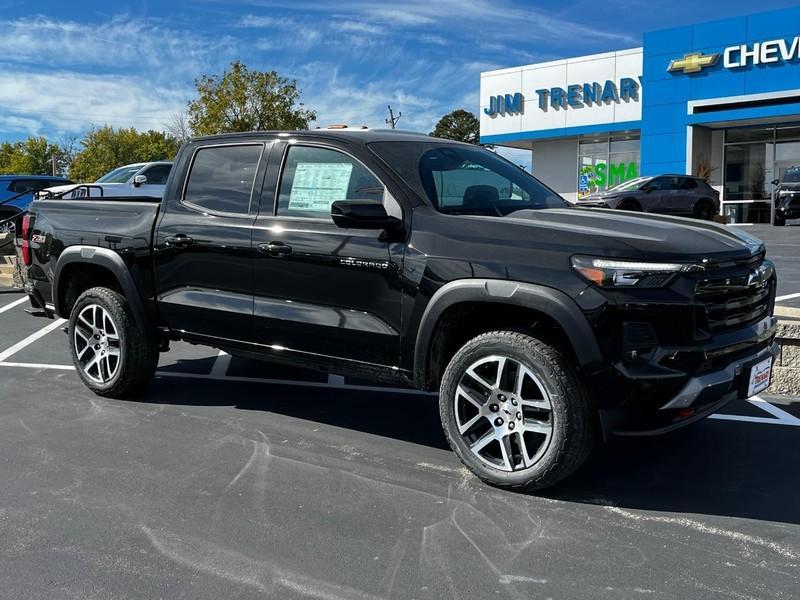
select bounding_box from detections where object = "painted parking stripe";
[710,396,800,426]
[775,292,800,302]
[0,318,66,362]
[0,296,28,314]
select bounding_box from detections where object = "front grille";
[695,272,772,333]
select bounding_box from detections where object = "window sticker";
[288,162,353,212]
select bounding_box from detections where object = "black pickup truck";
[22,129,778,491]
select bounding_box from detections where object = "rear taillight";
[21,214,31,266]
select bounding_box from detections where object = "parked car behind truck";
[580,174,720,220]
[39,162,172,200]
[0,175,72,234]
[22,129,778,491]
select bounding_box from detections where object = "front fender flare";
[54,245,149,332]
[413,279,604,388]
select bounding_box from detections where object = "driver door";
[250,142,405,371]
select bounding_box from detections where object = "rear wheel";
[694,200,715,221]
[774,214,786,226]
[439,331,596,491]
[69,287,158,398]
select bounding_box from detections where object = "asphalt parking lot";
[750,223,800,309]
[1,278,800,599]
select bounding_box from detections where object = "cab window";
[277,146,384,220]
[184,144,264,215]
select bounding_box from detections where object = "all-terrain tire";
[439,330,596,492]
[68,286,158,398]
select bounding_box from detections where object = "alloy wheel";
[73,304,122,384]
[454,354,553,472]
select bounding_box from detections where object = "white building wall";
[480,48,643,141]
[531,139,579,203]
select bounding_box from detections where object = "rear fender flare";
[413,279,603,388]
[54,245,149,332]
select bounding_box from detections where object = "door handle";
[165,234,194,247]
[258,241,293,257]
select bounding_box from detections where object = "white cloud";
[238,14,296,28]
[0,70,189,137]
[0,15,236,76]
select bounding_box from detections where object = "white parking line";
[710,396,800,426]
[0,318,66,362]
[0,296,28,314]
[775,292,800,302]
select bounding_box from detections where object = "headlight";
[571,255,693,288]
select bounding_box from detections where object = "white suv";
[38,162,173,200]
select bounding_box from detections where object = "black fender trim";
[413,279,604,389]
[53,245,149,332]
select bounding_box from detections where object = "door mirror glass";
[133,174,148,187]
[331,200,400,229]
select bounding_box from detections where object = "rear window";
[184,144,264,215]
[369,142,565,216]
[9,179,64,194]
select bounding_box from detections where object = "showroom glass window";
[577,136,640,199]
[722,125,800,223]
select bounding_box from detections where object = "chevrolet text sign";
[724,36,800,68]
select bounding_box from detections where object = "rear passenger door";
[669,177,699,215]
[250,142,405,371]
[154,142,269,342]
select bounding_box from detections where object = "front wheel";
[69,287,158,398]
[439,331,596,492]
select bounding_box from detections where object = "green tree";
[68,126,179,182]
[430,109,480,144]
[187,61,316,135]
[0,136,63,175]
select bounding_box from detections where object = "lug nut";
[494,417,504,426]
[498,394,506,401]
[516,412,522,420]
[508,422,515,430]
[511,399,518,406]
[490,404,499,412]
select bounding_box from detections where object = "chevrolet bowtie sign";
[667,52,720,74]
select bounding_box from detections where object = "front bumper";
[596,314,778,436]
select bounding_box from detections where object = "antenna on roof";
[385,105,402,130]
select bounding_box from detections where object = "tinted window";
[369,142,564,215]
[10,179,54,193]
[140,164,171,185]
[184,145,263,215]
[677,178,698,190]
[646,177,671,191]
[277,146,384,219]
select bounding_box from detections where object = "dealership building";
[480,6,800,223]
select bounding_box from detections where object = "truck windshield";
[96,165,142,184]
[369,141,565,215]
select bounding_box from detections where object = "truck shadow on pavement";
[142,370,800,525]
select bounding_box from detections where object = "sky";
[2,0,800,154]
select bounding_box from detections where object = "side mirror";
[132,174,148,187]
[771,178,780,186]
[641,185,653,193]
[331,200,401,230]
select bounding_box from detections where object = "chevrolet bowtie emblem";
[667,52,720,74]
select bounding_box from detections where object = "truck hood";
[503,207,764,261]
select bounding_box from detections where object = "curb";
[770,307,800,396]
